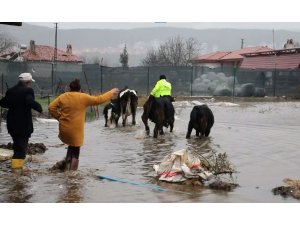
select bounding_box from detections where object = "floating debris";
[153,148,238,191]
[272,178,300,199]
[0,148,13,161]
[0,143,47,162]
[209,180,239,191]
[0,142,47,155]
[49,159,67,172]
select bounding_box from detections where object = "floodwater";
[1,100,300,203]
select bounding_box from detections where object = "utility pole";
[241,38,244,49]
[273,56,277,97]
[100,57,103,93]
[54,22,58,92]
[147,67,150,95]
[232,62,237,103]
[0,73,3,125]
[52,23,58,95]
[272,29,275,49]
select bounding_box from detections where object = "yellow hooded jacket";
[150,79,172,98]
[48,91,113,146]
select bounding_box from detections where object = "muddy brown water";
[1,100,300,203]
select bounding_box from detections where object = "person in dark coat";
[0,72,42,170]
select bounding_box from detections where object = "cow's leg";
[200,118,208,137]
[169,122,174,133]
[103,107,109,127]
[153,125,159,138]
[141,113,150,135]
[169,117,174,133]
[110,115,114,126]
[131,103,137,125]
[159,128,164,135]
[196,130,200,137]
[122,115,127,127]
[115,115,120,127]
[104,114,108,127]
[205,125,211,137]
[155,119,164,138]
[186,121,193,139]
[132,113,136,125]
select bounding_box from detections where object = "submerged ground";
[0,99,300,202]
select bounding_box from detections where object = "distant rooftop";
[0,40,82,63]
[190,46,273,63]
[22,45,82,62]
[240,48,300,69]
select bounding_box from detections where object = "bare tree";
[141,48,159,66]
[0,33,17,53]
[184,37,201,66]
[142,36,201,66]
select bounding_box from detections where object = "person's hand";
[111,88,119,95]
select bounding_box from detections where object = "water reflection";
[186,136,215,154]
[57,172,84,203]
[7,176,33,203]
[2,170,34,203]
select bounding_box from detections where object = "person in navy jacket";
[0,73,42,170]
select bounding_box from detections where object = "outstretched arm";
[84,88,119,107]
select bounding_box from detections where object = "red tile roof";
[222,46,273,61]
[22,45,82,62]
[191,46,273,63]
[240,52,300,69]
[191,51,229,63]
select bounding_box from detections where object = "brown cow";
[141,96,175,138]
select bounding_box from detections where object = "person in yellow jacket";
[150,74,171,98]
[142,74,174,130]
[48,79,119,170]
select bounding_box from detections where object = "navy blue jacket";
[0,81,42,137]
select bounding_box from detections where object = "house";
[0,40,83,94]
[190,41,300,97]
[190,46,273,69]
[240,48,300,70]
[0,40,82,63]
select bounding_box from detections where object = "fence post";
[1,73,3,96]
[190,66,194,97]
[100,65,103,93]
[273,64,277,97]
[0,73,3,123]
[0,73,3,124]
[51,63,54,95]
[147,67,150,95]
[232,62,237,103]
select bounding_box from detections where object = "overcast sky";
[2,0,300,31]
[27,22,300,31]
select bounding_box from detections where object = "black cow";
[141,96,175,138]
[103,99,120,127]
[119,88,138,126]
[186,104,214,139]
[103,88,138,127]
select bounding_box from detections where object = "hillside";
[1,23,300,66]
